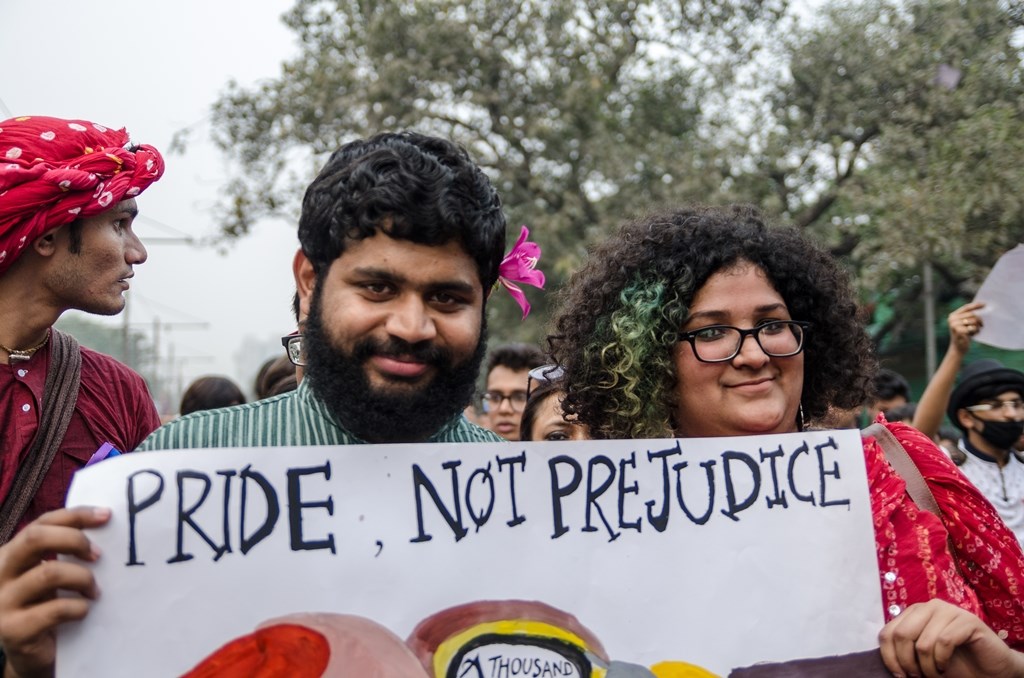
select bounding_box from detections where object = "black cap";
[947,359,1024,431]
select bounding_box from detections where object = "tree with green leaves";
[734,0,1024,362]
[190,0,786,341]
[197,0,1022,367]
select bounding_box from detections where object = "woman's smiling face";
[673,262,804,438]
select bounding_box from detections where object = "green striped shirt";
[137,379,502,450]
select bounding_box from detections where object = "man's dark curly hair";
[486,342,546,377]
[298,131,506,290]
[548,204,877,439]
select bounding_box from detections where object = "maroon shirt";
[0,340,160,532]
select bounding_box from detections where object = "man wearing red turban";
[0,116,164,275]
[0,115,165,547]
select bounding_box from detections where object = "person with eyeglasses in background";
[945,360,1024,548]
[480,343,545,441]
[548,205,1024,676]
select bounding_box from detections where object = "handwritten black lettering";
[410,461,468,543]
[549,456,582,539]
[787,441,816,505]
[720,451,761,522]
[816,437,851,509]
[287,462,336,553]
[674,459,717,525]
[759,446,788,509]
[466,462,496,531]
[617,452,641,533]
[582,456,619,541]
[167,471,228,564]
[239,465,280,555]
[497,452,527,527]
[126,469,164,566]
[645,443,683,532]
[217,470,236,557]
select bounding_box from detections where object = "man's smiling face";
[298,231,486,442]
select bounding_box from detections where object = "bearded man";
[138,131,506,449]
[0,116,164,541]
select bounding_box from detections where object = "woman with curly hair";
[548,205,1024,676]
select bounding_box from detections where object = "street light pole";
[923,260,937,380]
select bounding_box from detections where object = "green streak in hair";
[581,274,691,438]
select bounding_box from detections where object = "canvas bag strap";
[863,421,968,582]
[863,422,943,518]
[0,330,82,545]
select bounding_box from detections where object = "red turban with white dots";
[0,115,165,275]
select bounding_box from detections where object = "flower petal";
[499,257,545,287]
[500,228,527,265]
[496,225,544,318]
[516,267,545,288]
[512,225,529,251]
[513,241,542,262]
[499,278,531,319]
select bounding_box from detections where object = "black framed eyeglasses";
[526,364,565,399]
[281,332,305,366]
[678,321,810,363]
[481,390,529,413]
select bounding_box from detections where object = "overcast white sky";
[1,0,302,409]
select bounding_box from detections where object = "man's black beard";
[304,292,486,443]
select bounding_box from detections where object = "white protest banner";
[58,430,883,677]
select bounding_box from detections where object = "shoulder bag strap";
[0,330,82,544]
[863,421,943,518]
[863,421,966,579]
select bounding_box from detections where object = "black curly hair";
[547,204,876,439]
[298,131,506,290]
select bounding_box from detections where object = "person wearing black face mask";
[948,359,1024,548]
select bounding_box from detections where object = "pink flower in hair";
[496,225,545,319]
